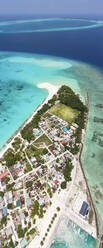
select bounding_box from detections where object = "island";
[0,84,98,248]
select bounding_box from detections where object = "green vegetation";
[25,162,32,173]
[40,241,44,246]
[0,191,4,197]
[27,228,36,236]
[3,149,21,168]
[0,216,7,229]
[50,103,78,123]
[26,145,46,162]
[21,93,57,142]
[89,209,93,224]
[57,206,60,211]
[58,85,87,112]
[12,137,21,151]
[30,200,44,218]
[48,94,57,105]
[26,181,33,188]
[61,181,67,189]
[6,182,15,191]
[34,134,52,147]
[58,85,88,154]
[21,85,87,154]
[3,176,10,184]
[17,224,27,238]
[7,203,14,209]
[63,159,73,182]
[21,103,50,141]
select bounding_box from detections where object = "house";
[61,139,67,144]
[2,207,7,216]
[17,168,23,177]
[26,197,32,207]
[0,170,8,179]
[24,141,29,146]
[33,128,39,136]
[5,226,12,236]
[21,238,28,248]
[0,197,4,209]
[12,235,16,243]
[54,179,58,184]
[16,200,21,207]
[0,210,3,219]
[63,127,68,132]
[31,156,36,163]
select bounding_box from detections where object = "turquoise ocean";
[50,217,97,248]
[0,18,103,247]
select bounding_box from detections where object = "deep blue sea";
[0,15,103,248]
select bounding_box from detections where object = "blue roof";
[3,207,7,215]
[63,127,68,132]
[80,201,88,216]
[21,238,27,247]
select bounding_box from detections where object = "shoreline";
[47,92,99,248]
[0,82,60,158]
[79,92,99,240]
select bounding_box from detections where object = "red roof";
[0,170,8,179]
[55,179,58,184]
[61,139,67,144]
[17,168,22,174]
[13,191,16,195]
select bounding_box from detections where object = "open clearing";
[49,103,79,123]
[34,134,52,147]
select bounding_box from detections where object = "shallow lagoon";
[50,217,98,248]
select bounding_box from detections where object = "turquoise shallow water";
[50,217,98,248]
[0,51,103,238]
[0,52,72,147]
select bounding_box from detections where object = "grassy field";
[49,103,79,123]
[34,134,52,147]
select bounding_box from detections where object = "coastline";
[0,82,60,158]
[79,92,99,240]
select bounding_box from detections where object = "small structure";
[2,207,7,216]
[61,139,67,144]
[80,201,88,216]
[63,127,68,132]
[21,238,28,247]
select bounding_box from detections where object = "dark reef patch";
[16,70,23,73]
[92,131,103,147]
[95,190,103,200]
[17,85,24,91]
[95,104,103,109]
[94,117,103,124]
[91,153,96,158]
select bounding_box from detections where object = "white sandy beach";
[38,82,60,103]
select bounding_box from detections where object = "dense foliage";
[4,149,21,168]
[58,85,88,154]
[63,159,73,182]
[21,103,50,141]
[58,85,87,112]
